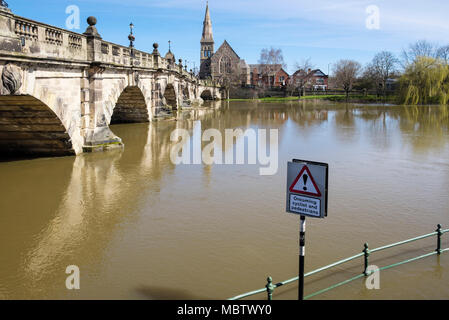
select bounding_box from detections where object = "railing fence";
[229,224,448,300]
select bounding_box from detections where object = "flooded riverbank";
[0,100,448,299]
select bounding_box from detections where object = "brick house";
[249,64,290,88]
[291,69,328,91]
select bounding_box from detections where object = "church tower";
[199,2,214,79]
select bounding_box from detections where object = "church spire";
[199,2,214,79]
[201,1,214,43]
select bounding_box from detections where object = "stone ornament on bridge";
[152,43,159,56]
[83,16,101,39]
[0,63,22,95]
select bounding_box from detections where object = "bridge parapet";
[1,12,88,61]
[0,8,196,77]
[94,39,155,68]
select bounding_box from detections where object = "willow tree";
[399,56,449,105]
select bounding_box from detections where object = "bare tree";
[219,62,244,99]
[289,58,315,96]
[332,59,362,100]
[366,51,398,98]
[294,57,314,73]
[258,47,287,88]
[402,40,438,66]
[436,45,449,64]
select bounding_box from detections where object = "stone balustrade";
[9,15,88,60]
[0,7,218,87]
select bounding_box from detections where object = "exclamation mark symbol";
[303,174,308,191]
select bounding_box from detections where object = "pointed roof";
[216,40,240,59]
[293,69,328,80]
[165,49,175,62]
[201,2,214,43]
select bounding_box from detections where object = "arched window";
[219,56,231,74]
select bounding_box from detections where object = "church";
[199,3,250,86]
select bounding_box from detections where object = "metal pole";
[299,215,306,300]
[266,276,275,301]
[363,243,370,275]
[437,224,442,255]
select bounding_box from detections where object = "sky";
[7,0,449,74]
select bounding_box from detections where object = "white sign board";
[286,160,328,218]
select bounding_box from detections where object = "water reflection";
[0,101,448,299]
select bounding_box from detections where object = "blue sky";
[8,0,449,74]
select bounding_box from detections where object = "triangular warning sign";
[289,165,321,197]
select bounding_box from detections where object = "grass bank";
[227,95,398,104]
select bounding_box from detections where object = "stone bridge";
[0,5,223,157]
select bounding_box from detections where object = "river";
[0,100,448,300]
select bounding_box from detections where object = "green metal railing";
[229,224,448,300]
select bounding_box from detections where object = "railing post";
[363,243,370,276]
[265,276,275,301]
[436,224,442,255]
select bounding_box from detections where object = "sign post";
[299,215,306,300]
[286,159,328,300]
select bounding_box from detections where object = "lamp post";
[128,23,135,57]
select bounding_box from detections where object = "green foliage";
[399,57,449,105]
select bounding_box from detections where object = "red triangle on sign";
[289,165,322,197]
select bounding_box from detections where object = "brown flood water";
[0,100,448,300]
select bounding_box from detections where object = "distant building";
[291,69,328,90]
[249,64,289,88]
[199,3,250,85]
[385,78,398,91]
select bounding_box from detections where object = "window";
[219,56,231,74]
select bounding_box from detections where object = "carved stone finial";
[152,43,159,55]
[83,16,102,39]
[87,16,97,26]
[1,64,22,95]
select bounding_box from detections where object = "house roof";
[249,64,289,76]
[293,69,328,80]
[238,59,249,69]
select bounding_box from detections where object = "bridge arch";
[163,83,177,109]
[111,86,149,124]
[0,95,75,158]
[200,89,213,101]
